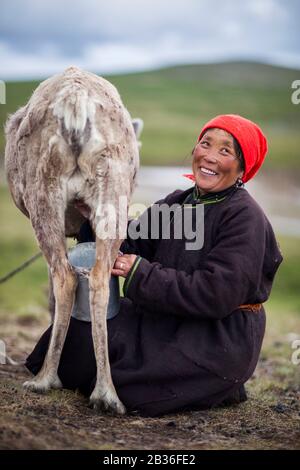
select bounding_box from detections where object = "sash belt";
[238,303,262,312]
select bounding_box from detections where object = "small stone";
[166,421,176,427]
[271,403,287,413]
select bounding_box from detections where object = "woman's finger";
[111,268,126,277]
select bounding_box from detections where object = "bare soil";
[0,316,299,450]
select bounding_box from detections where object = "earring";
[236,177,244,187]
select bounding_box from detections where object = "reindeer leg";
[24,250,77,393]
[48,267,55,321]
[23,195,77,393]
[89,237,126,415]
[87,164,131,414]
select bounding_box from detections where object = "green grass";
[0,185,48,316]
[1,61,300,169]
[266,236,300,316]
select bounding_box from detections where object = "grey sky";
[0,0,299,79]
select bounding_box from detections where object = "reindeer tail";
[51,81,93,158]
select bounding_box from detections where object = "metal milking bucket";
[68,242,120,322]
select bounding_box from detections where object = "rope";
[0,350,25,366]
[0,252,42,284]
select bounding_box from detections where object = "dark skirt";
[26,298,254,417]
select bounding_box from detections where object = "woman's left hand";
[111,254,137,278]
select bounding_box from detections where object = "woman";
[26,114,283,417]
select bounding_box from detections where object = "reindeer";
[5,66,140,415]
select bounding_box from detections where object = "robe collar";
[183,178,243,206]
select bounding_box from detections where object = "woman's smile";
[198,166,218,177]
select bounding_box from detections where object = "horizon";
[3,59,300,83]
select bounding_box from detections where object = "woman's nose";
[193,144,218,163]
[202,152,218,164]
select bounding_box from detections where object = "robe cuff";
[123,256,143,296]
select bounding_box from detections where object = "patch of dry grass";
[0,313,299,450]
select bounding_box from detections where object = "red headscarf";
[184,114,268,183]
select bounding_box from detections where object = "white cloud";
[247,0,289,21]
[0,0,298,79]
[1,36,299,82]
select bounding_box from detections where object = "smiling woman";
[187,113,268,193]
[26,113,283,418]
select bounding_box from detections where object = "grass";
[0,185,48,317]
[0,184,77,317]
[0,310,299,450]
[267,236,300,313]
[1,61,300,169]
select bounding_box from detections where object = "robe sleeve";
[123,202,283,320]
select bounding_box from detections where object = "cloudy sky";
[0,0,299,79]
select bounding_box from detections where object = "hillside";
[0,61,299,169]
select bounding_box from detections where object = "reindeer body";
[5,66,139,414]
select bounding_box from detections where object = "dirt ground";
[0,315,299,450]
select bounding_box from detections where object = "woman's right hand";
[112,253,137,278]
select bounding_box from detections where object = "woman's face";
[192,128,244,194]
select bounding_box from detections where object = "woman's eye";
[200,141,209,147]
[221,147,230,154]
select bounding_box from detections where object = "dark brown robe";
[26,184,283,416]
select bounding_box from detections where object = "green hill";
[1,61,299,169]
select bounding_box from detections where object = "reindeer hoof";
[23,379,50,394]
[89,394,126,415]
[23,375,63,394]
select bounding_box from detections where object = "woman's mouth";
[199,167,218,177]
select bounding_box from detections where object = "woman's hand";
[112,253,137,278]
